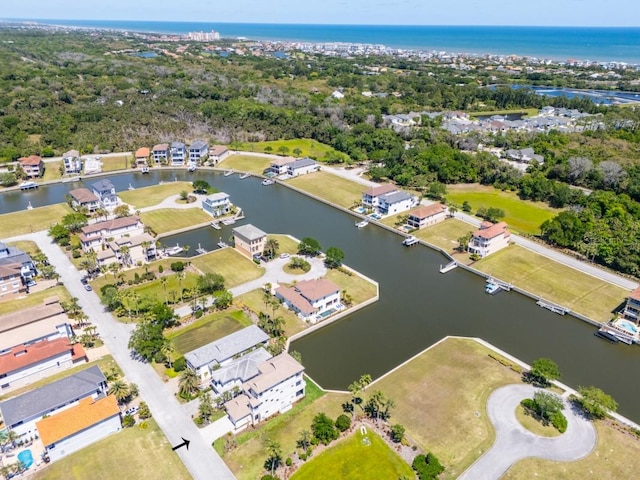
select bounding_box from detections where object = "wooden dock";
[537,298,570,315]
[439,261,457,273]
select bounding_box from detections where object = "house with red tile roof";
[623,287,640,322]
[407,203,449,229]
[209,145,230,164]
[275,278,342,323]
[37,395,121,462]
[135,147,150,167]
[18,155,44,178]
[468,221,510,258]
[79,216,144,252]
[0,338,87,393]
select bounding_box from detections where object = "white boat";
[187,163,197,172]
[224,170,234,176]
[221,218,236,226]
[402,235,418,246]
[141,166,150,174]
[19,181,38,190]
[217,239,228,248]
[262,178,275,186]
[26,201,33,210]
[164,244,183,256]
[210,221,221,230]
[355,220,369,228]
[485,282,501,295]
[239,172,251,179]
[128,183,135,191]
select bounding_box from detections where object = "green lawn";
[325,268,377,305]
[32,419,190,480]
[268,234,300,255]
[413,218,475,253]
[515,405,561,438]
[474,245,628,322]
[0,284,72,316]
[119,182,194,209]
[236,138,344,161]
[121,272,200,311]
[287,171,365,208]
[168,309,253,354]
[40,161,62,183]
[140,208,211,234]
[191,248,265,288]
[218,154,272,175]
[292,430,413,480]
[469,108,539,118]
[236,289,306,336]
[0,203,73,237]
[90,258,178,292]
[446,184,560,235]
[100,155,132,172]
[7,239,40,256]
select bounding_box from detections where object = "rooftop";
[210,145,229,156]
[0,297,63,335]
[190,140,207,150]
[244,352,304,395]
[0,337,84,376]
[364,184,397,197]
[224,394,252,422]
[184,325,269,369]
[152,143,169,151]
[69,188,99,204]
[275,286,316,315]
[628,286,640,302]
[409,203,447,219]
[91,179,115,192]
[473,221,510,240]
[295,278,341,302]
[380,190,413,204]
[233,224,267,242]
[81,216,140,235]
[211,348,272,387]
[290,157,317,169]
[18,155,42,166]
[135,147,150,157]
[171,141,185,149]
[63,150,80,158]
[204,192,230,202]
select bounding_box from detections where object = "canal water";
[3,170,640,421]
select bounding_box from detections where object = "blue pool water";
[17,449,33,469]
[616,320,638,335]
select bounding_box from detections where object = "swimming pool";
[615,319,638,335]
[17,449,34,469]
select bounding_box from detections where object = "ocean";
[9,19,640,64]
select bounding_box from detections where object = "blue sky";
[3,0,639,26]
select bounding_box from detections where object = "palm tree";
[161,342,175,369]
[109,261,120,280]
[264,238,279,260]
[160,277,168,304]
[86,325,98,339]
[178,369,199,398]
[108,380,130,404]
[120,245,131,267]
[141,240,151,261]
[176,271,185,303]
[131,292,141,317]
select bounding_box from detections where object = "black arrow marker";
[172,437,191,451]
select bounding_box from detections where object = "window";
[296,389,304,397]
[295,380,302,386]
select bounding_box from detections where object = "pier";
[195,243,207,255]
[537,298,570,315]
[487,277,512,291]
[439,260,457,273]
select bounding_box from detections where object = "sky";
[3,0,640,27]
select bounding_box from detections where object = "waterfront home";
[184,325,270,382]
[0,297,74,352]
[407,204,449,229]
[209,145,231,164]
[202,192,231,217]
[83,156,102,175]
[0,241,37,286]
[189,140,209,163]
[79,216,144,253]
[266,157,295,176]
[0,338,87,394]
[275,278,342,323]
[91,179,119,209]
[68,187,100,213]
[62,150,82,174]
[287,157,319,177]
[37,395,121,462]
[468,221,511,258]
[152,143,170,164]
[0,365,107,437]
[376,190,416,216]
[105,233,157,267]
[135,147,150,167]
[622,287,640,322]
[361,184,398,210]
[18,155,44,178]
[210,347,272,395]
[0,263,23,298]
[232,224,267,259]
[170,141,186,165]
[224,352,305,431]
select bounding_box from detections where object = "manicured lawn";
[121,272,200,310]
[90,258,177,292]
[291,430,414,480]
[372,337,522,479]
[40,161,62,182]
[32,419,191,480]
[413,218,475,253]
[236,138,344,161]
[287,171,365,208]
[100,155,132,172]
[7,239,40,256]
[217,380,348,480]
[191,248,265,288]
[446,184,560,235]
[325,268,377,305]
[218,154,272,175]
[168,309,253,354]
[235,289,305,336]
[469,108,539,118]
[119,181,194,208]
[268,234,300,255]
[0,284,72,316]
[0,203,73,237]
[515,405,561,438]
[140,208,211,234]
[474,245,628,322]
[503,420,640,479]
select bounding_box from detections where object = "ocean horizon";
[5,19,640,64]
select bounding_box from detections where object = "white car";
[280,253,290,259]
[125,406,139,416]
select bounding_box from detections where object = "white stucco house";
[275,278,342,323]
[407,204,449,229]
[79,216,145,253]
[376,190,416,216]
[202,192,231,217]
[468,221,511,257]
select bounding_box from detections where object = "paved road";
[458,384,596,480]
[24,231,235,480]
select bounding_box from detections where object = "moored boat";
[210,221,221,230]
[141,166,150,174]
[262,178,275,186]
[485,282,501,295]
[224,170,234,176]
[402,235,418,246]
[20,181,38,190]
[355,220,369,228]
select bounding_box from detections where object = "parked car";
[280,253,290,259]
[84,284,93,291]
[26,280,37,287]
[80,277,88,285]
[125,406,139,416]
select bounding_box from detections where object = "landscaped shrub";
[134,272,141,284]
[173,356,186,371]
[195,309,203,319]
[412,453,445,480]
[550,411,567,433]
[158,265,164,273]
[170,261,185,272]
[122,414,136,428]
[334,414,351,432]
[285,457,292,467]
[520,398,536,411]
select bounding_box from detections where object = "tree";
[324,246,344,268]
[138,401,152,419]
[198,391,215,423]
[128,320,168,363]
[311,412,338,445]
[192,180,210,194]
[61,212,88,232]
[533,391,564,419]
[390,423,405,443]
[197,272,225,293]
[298,237,322,256]
[457,232,472,252]
[49,223,70,244]
[113,204,131,218]
[150,302,178,328]
[264,238,280,260]
[178,369,200,398]
[426,182,447,200]
[176,271,185,302]
[179,190,188,201]
[598,160,626,188]
[577,385,618,419]
[293,148,302,157]
[335,414,351,432]
[529,358,561,386]
[296,429,312,451]
[412,452,445,480]
[215,290,233,309]
[263,438,283,476]
[108,380,130,404]
[568,156,593,183]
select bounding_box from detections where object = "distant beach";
[5,19,640,64]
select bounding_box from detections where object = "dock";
[210,221,221,230]
[402,235,419,247]
[597,325,633,345]
[195,243,207,255]
[217,240,228,248]
[439,260,457,273]
[487,277,512,291]
[537,298,570,315]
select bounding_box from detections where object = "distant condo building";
[187,30,220,42]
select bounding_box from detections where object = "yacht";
[20,181,38,190]
[141,165,150,174]
[262,178,275,186]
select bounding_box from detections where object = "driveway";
[458,384,596,480]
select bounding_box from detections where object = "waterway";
[3,170,640,421]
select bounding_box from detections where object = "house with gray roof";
[211,347,272,395]
[376,190,416,216]
[91,179,119,209]
[188,140,209,163]
[287,157,319,177]
[0,365,107,437]
[0,242,37,284]
[185,325,269,382]
[170,141,186,165]
[232,224,268,259]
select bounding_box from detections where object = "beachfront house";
[170,141,186,165]
[407,204,449,229]
[468,221,511,258]
[622,287,640,322]
[18,155,44,178]
[376,190,416,216]
[79,216,145,253]
[37,395,121,462]
[189,140,209,163]
[152,143,170,164]
[62,150,82,174]
[91,179,119,209]
[0,241,37,286]
[287,157,319,177]
[68,187,100,213]
[361,184,398,210]
[275,278,342,323]
[232,224,267,259]
[202,192,231,217]
[184,325,270,382]
[224,352,305,431]
[209,145,231,164]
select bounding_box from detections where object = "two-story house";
[68,188,100,213]
[266,157,295,177]
[152,143,169,164]
[361,184,398,210]
[210,347,272,395]
[189,140,208,163]
[79,216,144,253]
[0,264,23,298]
[62,150,82,174]
[209,145,230,164]
[622,287,640,322]
[0,242,37,286]
[376,191,415,216]
[407,204,449,229]
[135,147,150,167]
[105,232,157,267]
[287,157,319,177]
[202,192,231,217]
[91,179,119,209]
[232,224,267,259]
[468,221,510,258]
[170,141,186,165]
[275,278,342,323]
[18,155,44,178]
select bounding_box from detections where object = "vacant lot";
[0,203,72,237]
[121,271,200,310]
[100,155,132,172]
[236,139,342,161]
[325,268,377,305]
[40,161,62,182]
[446,184,560,235]
[0,284,71,316]
[268,234,300,255]
[474,245,627,322]
[90,257,178,292]
[7,239,40,256]
[119,182,194,209]
[413,218,475,253]
[32,419,190,480]
[236,289,305,336]
[291,430,414,480]
[219,154,272,175]
[287,171,364,208]
[468,108,539,118]
[140,208,211,234]
[191,247,265,288]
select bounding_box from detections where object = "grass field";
[474,245,628,322]
[119,182,194,209]
[236,139,343,161]
[291,430,414,480]
[235,289,306,336]
[168,309,253,354]
[0,284,72,316]
[287,171,365,208]
[140,208,211,234]
[0,203,73,237]
[469,108,539,118]
[121,272,200,310]
[40,161,62,182]
[191,248,265,288]
[100,155,132,172]
[218,154,272,175]
[325,268,377,305]
[445,184,560,235]
[372,337,522,479]
[7,239,40,256]
[90,258,178,292]
[32,419,190,480]
[413,218,475,253]
[268,234,300,255]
